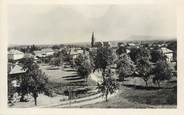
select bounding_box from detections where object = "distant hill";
[8,35,176,48]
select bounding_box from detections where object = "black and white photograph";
[6,3,177,108]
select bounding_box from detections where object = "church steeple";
[91,32,95,47]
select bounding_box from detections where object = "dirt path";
[52,91,119,108]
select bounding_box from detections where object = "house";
[103,41,111,47]
[128,43,136,46]
[33,50,45,58]
[33,48,54,58]
[8,64,27,88]
[24,53,34,58]
[41,48,54,56]
[70,48,84,59]
[8,49,24,60]
[94,42,103,47]
[118,42,125,47]
[161,47,173,62]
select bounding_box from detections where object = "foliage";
[49,57,62,66]
[129,47,152,86]
[8,78,17,102]
[97,68,119,101]
[52,45,60,50]
[94,47,114,71]
[74,54,92,82]
[116,46,126,56]
[116,54,136,81]
[20,45,39,54]
[167,41,177,62]
[19,58,49,105]
[74,54,85,66]
[152,60,173,87]
[129,47,151,64]
[40,55,53,64]
[150,49,167,63]
[166,41,177,52]
[136,58,152,87]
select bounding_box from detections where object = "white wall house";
[34,51,46,58]
[8,49,24,60]
[41,48,54,56]
[34,48,54,58]
[161,47,173,62]
[9,64,27,88]
[70,48,83,59]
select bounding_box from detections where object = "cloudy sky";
[8,4,176,45]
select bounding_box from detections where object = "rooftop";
[8,49,24,55]
[9,64,27,75]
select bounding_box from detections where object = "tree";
[136,58,152,87]
[116,54,135,81]
[167,41,177,62]
[52,45,60,50]
[49,57,62,66]
[129,47,151,64]
[150,48,167,63]
[128,47,152,87]
[74,54,92,84]
[152,60,173,87]
[94,47,114,72]
[97,68,118,101]
[116,46,126,56]
[19,58,49,106]
[74,54,85,67]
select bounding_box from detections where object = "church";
[90,32,111,48]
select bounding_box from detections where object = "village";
[8,33,177,108]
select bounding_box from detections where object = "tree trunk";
[145,80,148,87]
[20,92,26,102]
[34,97,37,106]
[85,76,88,85]
[157,80,160,88]
[121,76,124,82]
[33,92,38,106]
[105,91,108,102]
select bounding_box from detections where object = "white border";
[1,0,184,115]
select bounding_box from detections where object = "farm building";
[161,47,173,62]
[8,49,24,61]
[8,64,27,88]
[34,48,54,58]
[70,48,84,59]
[34,51,46,58]
[41,48,54,56]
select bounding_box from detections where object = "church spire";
[91,32,95,47]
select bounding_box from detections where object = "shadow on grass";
[62,75,79,78]
[123,84,162,90]
[46,67,60,70]
[65,69,75,72]
[65,77,82,80]
[168,80,177,83]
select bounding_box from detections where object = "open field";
[82,81,177,108]
[39,63,79,83]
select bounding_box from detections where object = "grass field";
[82,78,177,108]
[39,63,177,108]
[39,63,78,83]
[39,63,97,96]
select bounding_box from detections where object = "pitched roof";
[34,50,43,54]
[8,49,24,55]
[9,64,26,75]
[41,48,54,52]
[161,47,173,54]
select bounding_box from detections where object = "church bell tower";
[91,32,95,47]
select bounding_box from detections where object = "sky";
[8,4,176,45]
